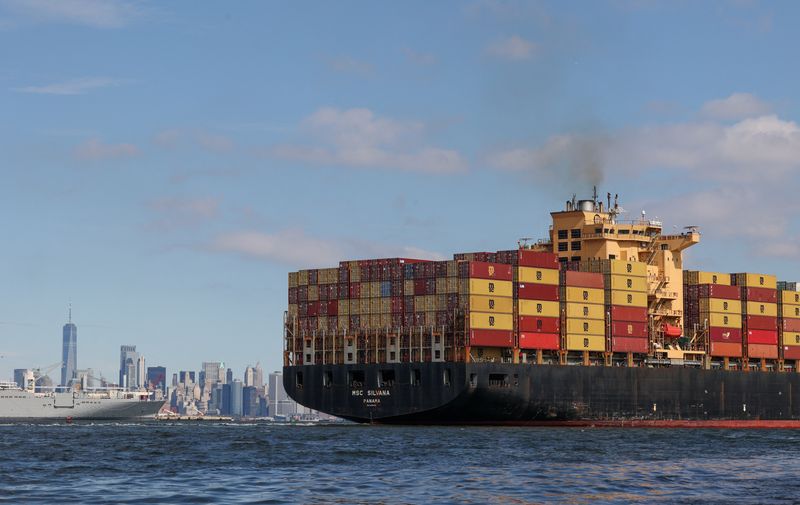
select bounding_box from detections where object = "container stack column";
[562,271,606,366]
[462,261,514,363]
[684,271,742,369]
[516,250,561,365]
[734,273,779,371]
[779,283,800,370]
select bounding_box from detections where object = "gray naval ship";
[0,378,165,421]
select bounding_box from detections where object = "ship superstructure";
[282,190,800,425]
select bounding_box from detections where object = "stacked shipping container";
[779,286,800,360]
[517,250,561,350]
[684,271,742,358]
[583,259,649,354]
[733,273,779,360]
[561,271,606,352]
[464,262,514,348]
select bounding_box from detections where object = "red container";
[697,284,740,300]
[745,315,777,331]
[307,301,319,317]
[326,300,338,316]
[349,283,361,299]
[783,346,800,360]
[709,327,742,342]
[519,333,559,350]
[743,287,778,303]
[611,336,648,353]
[563,271,603,289]
[518,316,560,334]
[784,318,800,332]
[518,250,559,269]
[747,329,778,345]
[517,283,559,301]
[414,279,427,296]
[610,306,648,322]
[391,297,403,313]
[710,341,742,357]
[611,321,648,338]
[466,261,513,281]
[469,329,514,347]
[747,343,778,359]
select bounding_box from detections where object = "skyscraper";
[268,371,295,417]
[119,345,138,389]
[147,366,167,394]
[253,363,264,389]
[202,362,224,386]
[61,307,77,387]
[244,365,254,387]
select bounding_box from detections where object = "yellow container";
[404,280,415,295]
[745,301,777,317]
[783,332,800,346]
[517,266,559,285]
[565,302,605,320]
[338,300,350,316]
[700,298,742,314]
[308,285,319,302]
[785,306,800,318]
[697,271,730,286]
[736,273,777,289]
[609,275,648,292]
[424,295,436,312]
[518,299,560,318]
[288,272,298,288]
[381,298,391,314]
[338,317,349,331]
[370,298,381,314]
[469,279,513,298]
[610,260,647,277]
[298,270,309,286]
[436,277,447,294]
[566,334,606,352]
[436,294,447,311]
[349,266,361,283]
[566,318,605,336]
[565,287,604,304]
[446,277,458,294]
[317,316,327,330]
[469,312,514,331]
[350,299,361,315]
[707,312,742,329]
[370,282,381,298]
[380,313,391,328]
[425,311,437,326]
[781,291,800,306]
[610,290,648,308]
[321,268,338,284]
[359,299,370,315]
[446,261,458,278]
[287,303,298,319]
[469,295,514,313]
[369,314,381,328]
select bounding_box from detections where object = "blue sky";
[1,0,798,382]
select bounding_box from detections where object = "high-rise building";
[226,368,233,385]
[253,363,264,389]
[147,366,167,394]
[119,345,139,389]
[178,371,195,385]
[221,380,243,417]
[14,369,32,389]
[137,355,146,389]
[244,365,254,387]
[61,308,77,387]
[202,362,224,386]
[242,386,260,417]
[268,371,296,417]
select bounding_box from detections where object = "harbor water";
[1,423,799,504]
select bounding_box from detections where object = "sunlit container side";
[703,313,742,329]
[611,321,648,338]
[469,279,513,298]
[783,331,800,346]
[565,334,606,352]
[747,330,779,345]
[783,346,800,360]
[468,295,514,313]
[518,316,560,334]
[611,337,648,354]
[784,319,800,332]
[519,333,560,350]
[609,260,647,277]
[608,291,648,308]
[518,299,560,318]
[518,250,559,269]
[517,267,559,285]
[745,302,778,318]
[565,318,605,336]
[469,329,514,347]
[564,287,604,305]
[747,344,778,359]
[709,327,742,342]
[709,341,743,357]
[745,315,778,331]
[608,275,648,292]
[699,299,742,314]
[288,272,299,288]
[742,287,778,304]
[517,283,559,301]
[781,291,800,305]
[565,303,605,320]
[610,306,648,322]
[732,273,778,289]
[463,261,513,281]
[696,284,741,300]
[684,271,731,286]
[469,312,514,331]
[562,271,604,289]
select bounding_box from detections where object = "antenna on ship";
[518,237,532,249]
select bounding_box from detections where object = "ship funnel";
[577,200,595,212]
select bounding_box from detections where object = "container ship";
[283,190,800,426]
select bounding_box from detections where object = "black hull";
[284,363,800,425]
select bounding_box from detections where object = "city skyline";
[2,1,800,381]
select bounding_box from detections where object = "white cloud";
[2,0,140,28]
[74,138,139,160]
[209,229,446,268]
[485,35,537,60]
[700,92,772,120]
[14,76,121,95]
[272,107,467,174]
